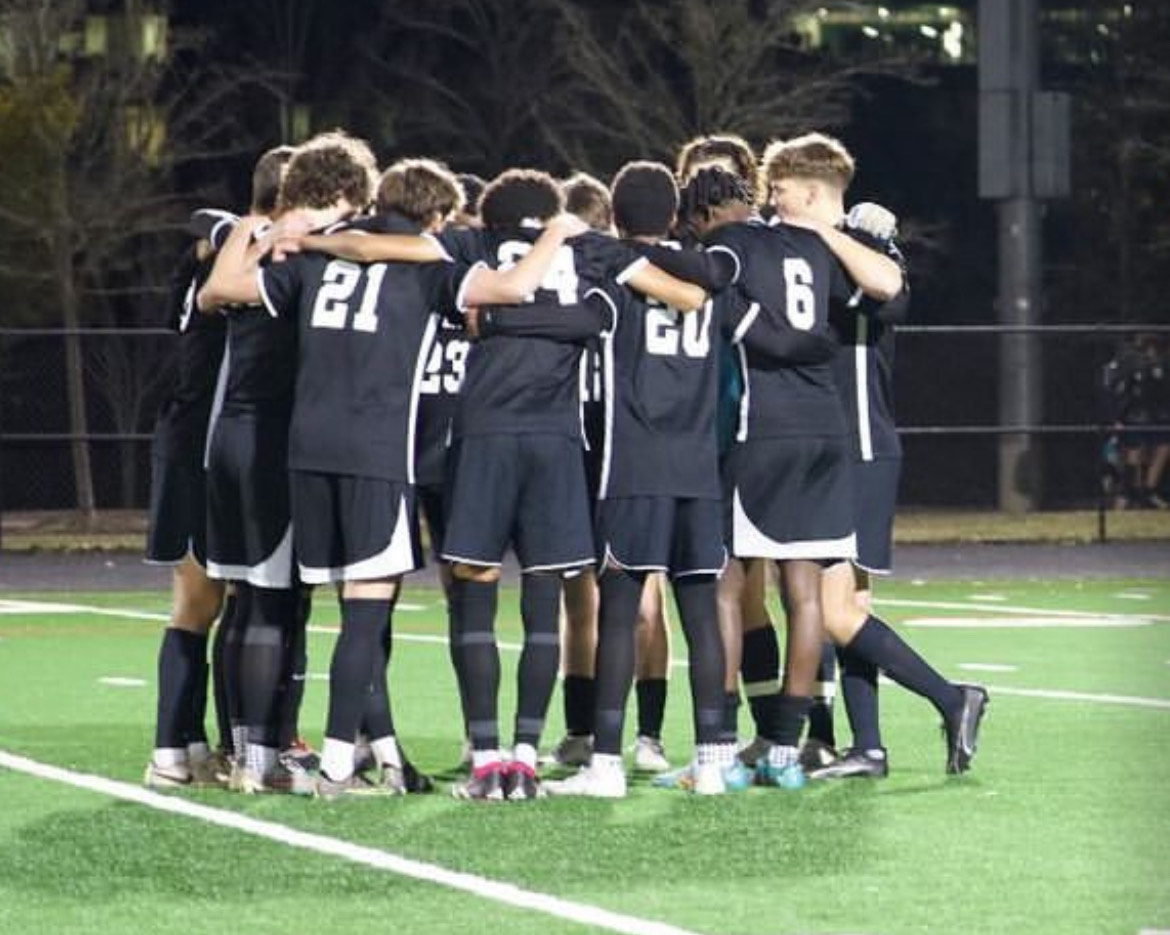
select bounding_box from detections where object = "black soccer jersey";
[440,226,643,440]
[415,316,470,486]
[830,233,909,461]
[258,227,468,483]
[150,245,228,463]
[587,242,721,500]
[705,219,852,441]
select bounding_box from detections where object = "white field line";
[9,599,1170,712]
[902,616,1152,629]
[957,663,1018,673]
[0,750,710,935]
[875,597,1170,623]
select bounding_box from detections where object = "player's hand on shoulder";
[846,202,898,241]
[547,212,591,240]
[263,211,314,262]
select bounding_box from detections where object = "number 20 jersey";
[587,241,721,501]
[705,220,853,441]
[258,235,471,483]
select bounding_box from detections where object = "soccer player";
[142,206,237,789]
[207,157,590,797]
[680,165,903,788]
[545,161,734,797]
[761,133,989,777]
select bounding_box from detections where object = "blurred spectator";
[1100,335,1169,509]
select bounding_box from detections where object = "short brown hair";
[376,158,464,225]
[761,133,855,192]
[298,130,379,205]
[251,145,295,214]
[277,144,372,215]
[675,134,759,203]
[563,172,613,232]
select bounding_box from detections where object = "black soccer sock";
[185,631,210,747]
[211,589,243,752]
[847,616,963,717]
[741,624,782,739]
[837,644,882,751]
[592,568,644,756]
[673,576,726,746]
[772,694,813,748]
[636,678,668,740]
[563,674,596,737]
[240,587,299,749]
[154,628,205,749]
[806,640,837,748]
[514,573,563,749]
[449,577,500,751]
[325,598,391,744]
[720,691,741,744]
[362,621,396,742]
[276,589,311,749]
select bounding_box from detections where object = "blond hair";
[760,132,855,193]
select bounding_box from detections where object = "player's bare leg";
[715,558,746,746]
[632,573,671,771]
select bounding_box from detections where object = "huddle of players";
[144,126,989,801]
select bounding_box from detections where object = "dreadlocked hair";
[677,166,752,231]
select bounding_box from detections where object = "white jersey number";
[418,338,469,395]
[496,241,579,306]
[310,260,387,333]
[645,301,711,359]
[782,258,816,331]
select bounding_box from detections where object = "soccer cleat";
[541,733,593,768]
[943,684,989,774]
[240,756,315,796]
[755,746,806,790]
[283,737,321,773]
[143,760,191,789]
[652,760,751,794]
[315,769,402,801]
[691,762,726,796]
[188,749,232,788]
[798,738,839,773]
[631,735,671,773]
[402,756,435,794]
[721,759,753,792]
[736,736,773,768]
[545,762,627,798]
[503,762,546,801]
[808,747,889,780]
[451,762,507,802]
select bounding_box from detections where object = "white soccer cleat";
[544,761,627,799]
[691,761,727,796]
[631,735,671,773]
[240,757,315,796]
[143,760,191,789]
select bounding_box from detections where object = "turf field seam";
[0,749,710,935]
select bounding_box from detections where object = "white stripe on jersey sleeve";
[730,300,760,345]
[855,315,874,461]
[454,260,490,312]
[614,255,649,285]
[255,268,280,318]
[705,245,741,284]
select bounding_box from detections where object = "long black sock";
[180,631,210,746]
[563,674,596,737]
[514,573,563,749]
[674,576,725,746]
[221,584,251,754]
[240,587,298,749]
[449,578,500,751]
[741,625,781,739]
[847,616,963,716]
[837,644,882,751]
[772,694,813,748]
[325,598,390,743]
[720,691,740,744]
[807,640,837,747]
[592,569,645,756]
[211,590,242,752]
[154,628,203,749]
[277,589,311,749]
[636,678,667,740]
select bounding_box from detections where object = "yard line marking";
[967,593,1007,602]
[985,685,1170,711]
[1116,592,1153,601]
[957,663,1018,673]
[0,750,710,935]
[879,597,1170,623]
[98,676,146,687]
[903,616,1153,629]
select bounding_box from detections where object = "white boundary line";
[876,597,1170,623]
[982,685,1170,711]
[0,749,709,935]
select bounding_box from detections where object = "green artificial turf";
[0,578,1167,935]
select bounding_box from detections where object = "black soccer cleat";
[402,756,435,794]
[808,747,889,780]
[943,684,989,774]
